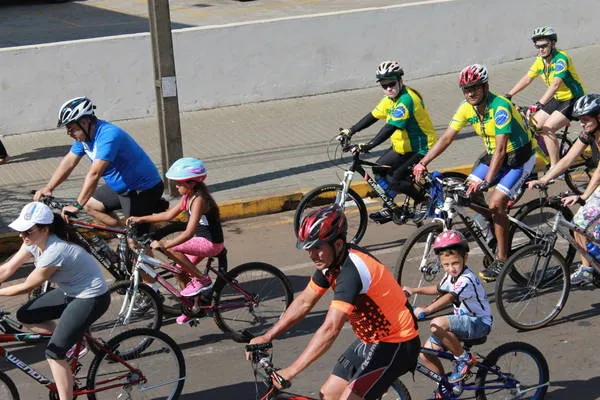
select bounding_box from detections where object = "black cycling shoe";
[479,259,505,282]
[369,208,393,224]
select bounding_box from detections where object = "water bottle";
[376,177,397,198]
[472,214,493,243]
[90,235,118,264]
[586,242,600,262]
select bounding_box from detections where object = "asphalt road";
[2,193,600,399]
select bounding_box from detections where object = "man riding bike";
[338,60,438,223]
[505,26,585,169]
[248,205,420,399]
[413,64,536,282]
[34,97,164,233]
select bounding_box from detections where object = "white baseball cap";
[9,202,55,232]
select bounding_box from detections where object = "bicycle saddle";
[463,336,487,348]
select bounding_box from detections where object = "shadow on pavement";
[543,300,600,329]
[181,381,269,400]
[0,0,193,48]
[4,145,71,164]
[547,375,600,399]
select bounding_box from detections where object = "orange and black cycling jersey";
[309,245,419,344]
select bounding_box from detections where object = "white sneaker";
[570,266,594,285]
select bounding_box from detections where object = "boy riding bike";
[404,230,492,397]
[413,64,536,282]
[338,60,438,223]
[128,157,225,325]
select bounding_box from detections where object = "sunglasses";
[21,226,39,237]
[380,81,397,89]
[534,43,550,50]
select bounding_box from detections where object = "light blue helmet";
[165,157,207,182]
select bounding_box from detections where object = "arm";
[0,266,56,296]
[579,164,600,202]
[483,134,507,184]
[539,139,587,182]
[0,246,33,284]
[349,113,379,135]
[161,197,207,249]
[506,74,534,98]
[419,292,455,316]
[361,124,396,151]
[538,77,563,106]
[130,204,182,225]
[419,127,459,167]
[404,284,439,296]
[76,159,110,207]
[35,152,82,199]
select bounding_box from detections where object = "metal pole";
[148,0,182,197]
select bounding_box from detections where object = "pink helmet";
[433,230,469,254]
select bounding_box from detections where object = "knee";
[45,343,67,360]
[429,319,445,335]
[488,198,507,216]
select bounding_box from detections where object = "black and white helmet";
[572,94,600,119]
[531,26,557,42]
[376,61,404,81]
[57,97,96,128]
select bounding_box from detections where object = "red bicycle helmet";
[297,206,348,250]
[433,230,469,254]
[458,64,489,89]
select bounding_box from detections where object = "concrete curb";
[0,164,473,256]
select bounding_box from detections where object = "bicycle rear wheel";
[561,133,594,195]
[86,328,185,400]
[495,244,570,330]
[379,379,411,399]
[294,184,368,244]
[213,262,293,342]
[0,371,18,400]
[394,222,444,310]
[88,281,163,355]
[475,341,549,400]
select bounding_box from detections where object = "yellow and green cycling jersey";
[371,86,437,155]
[449,92,531,155]
[527,49,584,101]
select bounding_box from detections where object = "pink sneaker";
[176,314,193,325]
[180,275,213,297]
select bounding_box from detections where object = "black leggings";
[17,289,110,360]
[372,149,425,202]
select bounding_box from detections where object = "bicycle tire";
[394,221,444,310]
[495,244,570,330]
[0,371,19,400]
[475,341,549,400]
[213,262,294,343]
[560,132,595,196]
[294,184,368,244]
[508,199,576,282]
[86,328,185,400]
[382,379,411,399]
[88,281,163,356]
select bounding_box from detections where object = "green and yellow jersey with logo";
[371,86,437,155]
[527,49,584,101]
[449,93,531,155]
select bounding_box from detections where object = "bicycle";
[0,315,186,400]
[245,342,411,399]
[246,338,549,400]
[495,184,600,330]
[293,134,467,244]
[516,105,594,195]
[396,174,576,310]
[92,227,294,344]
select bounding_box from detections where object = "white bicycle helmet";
[165,157,208,182]
[376,61,404,81]
[57,97,95,128]
[531,26,557,42]
[572,94,600,119]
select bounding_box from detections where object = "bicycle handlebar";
[245,343,292,390]
[31,191,79,218]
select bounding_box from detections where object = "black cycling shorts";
[332,337,420,399]
[541,97,577,120]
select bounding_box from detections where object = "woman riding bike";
[338,60,438,224]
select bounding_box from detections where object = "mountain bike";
[246,342,411,399]
[396,175,576,310]
[495,184,600,330]
[246,338,549,400]
[293,135,467,244]
[0,319,186,399]
[517,105,594,195]
[91,227,294,344]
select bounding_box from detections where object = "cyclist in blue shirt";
[34,97,164,232]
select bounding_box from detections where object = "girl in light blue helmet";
[128,157,224,324]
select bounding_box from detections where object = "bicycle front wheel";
[379,379,411,399]
[88,281,163,355]
[495,244,570,330]
[562,134,594,195]
[475,341,549,400]
[213,262,293,342]
[0,371,18,400]
[294,184,368,244]
[86,328,185,400]
[395,222,444,310]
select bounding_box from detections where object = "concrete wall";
[2,0,599,135]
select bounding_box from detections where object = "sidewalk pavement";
[1,44,599,252]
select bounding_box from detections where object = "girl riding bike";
[0,202,110,400]
[128,157,225,325]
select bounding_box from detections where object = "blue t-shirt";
[70,120,161,193]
